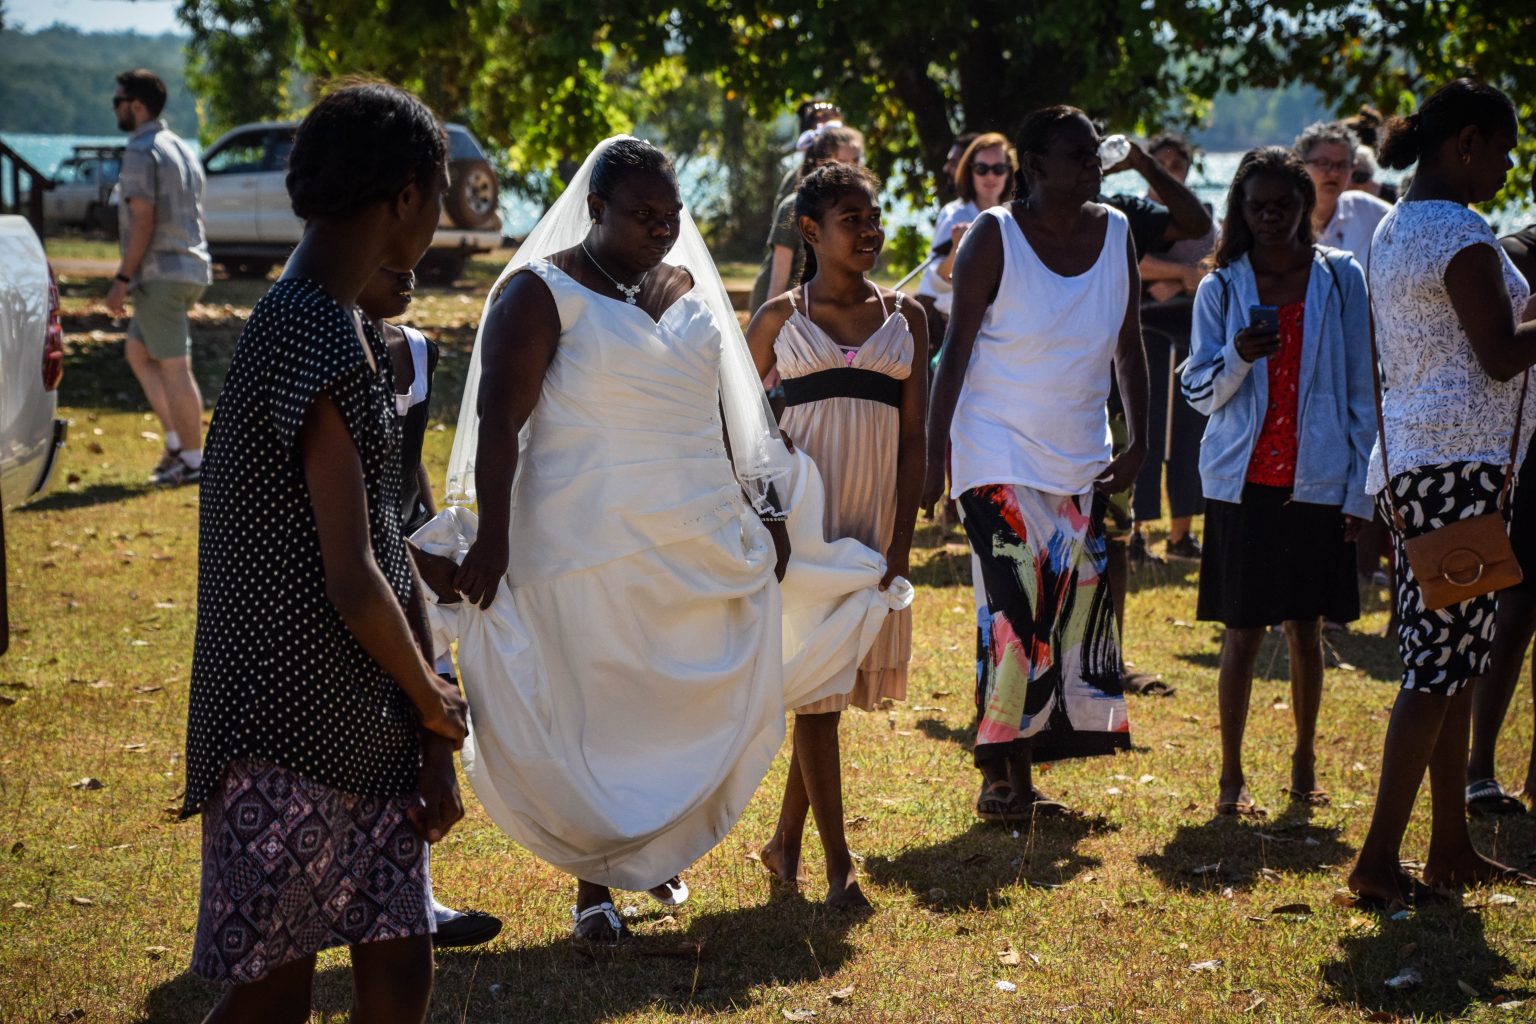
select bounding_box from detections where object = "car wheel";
[445,158,500,230]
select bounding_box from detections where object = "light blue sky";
[10,0,183,35]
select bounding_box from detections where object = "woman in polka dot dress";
[183,83,468,1022]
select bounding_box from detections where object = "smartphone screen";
[1248,304,1280,334]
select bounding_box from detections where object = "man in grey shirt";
[105,68,212,486]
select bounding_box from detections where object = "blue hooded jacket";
[1179,247,1375,520]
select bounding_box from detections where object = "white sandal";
[570,901,628,943]
[648,875,689,907]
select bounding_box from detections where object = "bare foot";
[1424,849,1533,890]
[1347,861,1415,904]
[824,865,873,911]
[1215,779,1264,817]
[1290,751,1318,797]
[759,838,810,888]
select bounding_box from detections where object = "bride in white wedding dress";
[411,137,909,940]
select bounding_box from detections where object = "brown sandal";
[976,779,1027,823]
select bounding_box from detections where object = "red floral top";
[1246,301,1305,487]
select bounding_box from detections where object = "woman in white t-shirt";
[915,132,1017,338]
[1295,121,1393,280]
[922,106,1147,822]
[1347,79,1536,909]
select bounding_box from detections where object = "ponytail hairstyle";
[795,161,881,224]
[1377,78,1517,170]
[1210,146,1316,270]
[799,125,864,179]
[793,161,882,286]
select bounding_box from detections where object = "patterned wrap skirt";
[191,758,432,985]
[1381,461,1504,696]
[959,483,1132,765]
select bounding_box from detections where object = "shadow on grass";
[1137,812,1355,893]
[1171,628,1402,685]
[20,480,154,512]
[142,899,864,1023]
[1317,905,1530,1019]
[908,543,973,590]
[916,714,974,748]
[864,816,1113,911]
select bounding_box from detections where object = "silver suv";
[200,121,502,282]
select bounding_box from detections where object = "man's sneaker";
[1128,530,1164,566]
[149,447,181,481]
[150,455,201,487]
[1165,535,1202,562]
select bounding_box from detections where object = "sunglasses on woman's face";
[971,162,1011,177]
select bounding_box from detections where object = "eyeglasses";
[971,162,1011,177]
[1304,158,1352,174]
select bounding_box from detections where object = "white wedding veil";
[444,134,792,513]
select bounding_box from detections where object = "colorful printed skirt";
[191,758,432,985]
[959,483,1132,765]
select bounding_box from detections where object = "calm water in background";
[6,132,1530,252]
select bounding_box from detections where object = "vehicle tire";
[445,158,500,230]
[417,251,468,286]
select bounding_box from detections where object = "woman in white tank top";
[923,106,1149,822]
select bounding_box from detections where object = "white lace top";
[1366,200,1532,494]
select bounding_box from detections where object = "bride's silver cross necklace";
[581,241,647,305]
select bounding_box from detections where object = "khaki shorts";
[127,280,205,360]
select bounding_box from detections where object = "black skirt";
[1197,484,1360,628]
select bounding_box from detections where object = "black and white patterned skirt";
[1380,461,1506,696]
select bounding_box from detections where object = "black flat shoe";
[433,909,504,949]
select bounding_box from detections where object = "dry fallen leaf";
[1271,903,1313,918]
[51,1010,85,1023]
[782,1010,816,1022]
[144,945,169,960]
[1384,967,1422,991]
[70,777,103,791]
[1457,979,1481,998]
[827,985,854,1005]
[998,944,1020,966]
[12,901,34,910]
[994,980,1017,993]
[1189,959,1223,972]
[69,896,94,906]
[1397,942,1418,962]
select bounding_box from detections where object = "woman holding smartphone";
[1180,146,1374,817]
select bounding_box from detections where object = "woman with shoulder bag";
[1347,79,1536,907]
[1180,147,1375,818]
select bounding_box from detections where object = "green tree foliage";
[175,1,1536,236]
[0,26,199,135]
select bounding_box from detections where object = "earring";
[1463,153,1471,166]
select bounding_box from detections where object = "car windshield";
[448,126,484,161]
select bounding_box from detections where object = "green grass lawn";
[3,272,1536,1022]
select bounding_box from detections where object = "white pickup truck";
[0,215,70,654]
[200,121,502,282]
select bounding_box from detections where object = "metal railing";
[0,140,51,240]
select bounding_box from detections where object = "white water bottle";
[1099,134,1131,171]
